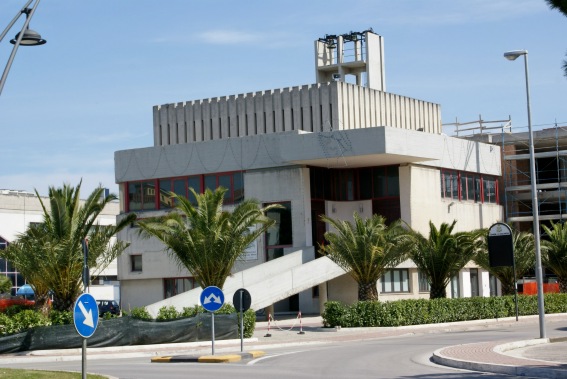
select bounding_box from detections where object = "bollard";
[298,311,305,335]
[264,313,272,337]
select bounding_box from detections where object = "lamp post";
[0,0,46,97]
[504,49,546,339]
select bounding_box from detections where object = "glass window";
[187,176,201,204]
[451,275,460,298]
[489,274,498,297]
[173,178,186,198]
[483,177,497,203]
[418,271,430,292]
[475,176,482,202]
[233,172,244,203]
[204,175,216,192]
[266,248,284,261]
[128,182,143,211]
[381,269,409,293]
[159,179,174,209]
[451,172,459,199]
[164,277,196,299]
[373,168,386,198]
[218,175,232,200]
[128,181,156,211]
[359,168,372,199]
[265,202,292,247]
[130,255,142,272]
[470,268,479,297]
[386,166,400,196]
[265,202,292,261]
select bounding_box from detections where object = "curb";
[151,350,265,363]
[432,339,567,379]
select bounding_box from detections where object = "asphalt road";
[1,321,561,379]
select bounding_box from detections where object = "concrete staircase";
[144,247,346,318]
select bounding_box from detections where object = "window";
[265,202,292,261]
[440,170,498,204]
[187,176,202,204]
[483,178,497,203]
[470,268,479,297]
[308,165,399,202]
[441,170,459,199]
[381,269,409,293]
[418,271,430,292]
[124,171,243,212]
[312,286,319,298]
[164,277,196,299]
[460,173,478,201]
[450,275,460,298]
[130,255,142,272]
[128,181,156,211]
[489,273,498,297]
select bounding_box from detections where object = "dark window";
[164,277,196,299]
[470,268,480,297]
[130,255,142,272]
[359,168,372,199]
[265,202,292,261]
[187,176,202,204]
[418,271,430,292]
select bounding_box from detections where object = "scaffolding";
[443,117,567,232]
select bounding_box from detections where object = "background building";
[0,189,120,301]
[114,30,503,315]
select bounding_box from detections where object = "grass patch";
[0,368,107,378]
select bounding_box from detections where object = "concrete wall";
[245,167,312,248]
[152,82,441,147]
[120,278,164,311]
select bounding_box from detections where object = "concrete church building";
[114,30,503,315]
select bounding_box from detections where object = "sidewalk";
[1,314,566,378]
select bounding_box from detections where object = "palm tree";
[407,221,482,299]
[137,187,279,289]
[0,275,11,295]
[475,227,535,295]
[319,213,410,301]
[545,0,567,77]
[541,221,567,292]
[1,182,135,312]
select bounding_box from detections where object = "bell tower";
[315,29,385,92]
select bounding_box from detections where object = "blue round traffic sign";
[200,286,225,312]
[73,293,99,338]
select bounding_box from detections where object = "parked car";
[96,300,121,316]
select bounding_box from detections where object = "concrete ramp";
[145,247,346,318]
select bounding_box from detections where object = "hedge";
[322,294,567,328]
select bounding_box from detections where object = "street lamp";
[503,49,546,339]
[0,0,46,97]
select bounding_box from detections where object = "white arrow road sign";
[203,293,222,305]
[78,301,94,328]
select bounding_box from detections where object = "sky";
[0,0,566,197]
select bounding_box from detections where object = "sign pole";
[73,293,98,379]
[82,338,87,379]
[513,253,519,321]
[211,312,215,356]
[240,289,244,352]
[200,286,225,357]
[81,238,89,379]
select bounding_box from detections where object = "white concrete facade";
[114,30,504,313]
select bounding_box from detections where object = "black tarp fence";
[0,313,238,354]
